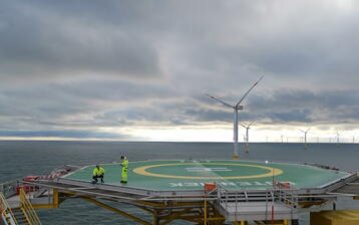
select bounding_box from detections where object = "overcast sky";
[0,0,358,142]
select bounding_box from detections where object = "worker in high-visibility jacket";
[92,164,105,184]
[120,156,128,184]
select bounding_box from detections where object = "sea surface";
[1,141,359,224]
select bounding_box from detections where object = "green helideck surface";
[63,160,350,191]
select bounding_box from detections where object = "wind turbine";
[299,128,310,149]
[206,76,263,159]
[241,121,255,153]
[336,131,340,145]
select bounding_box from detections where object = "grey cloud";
[0,130,126,139]
[0,1,161,79]
[185,89,359,125]
[1,0,358,87]
[0,79,176,130]
[184,108,232,123]
[246,89,359,123]
[0,0,359,139]
[266,110,312,123]
[152,1,359,91]
[153,88,359,125]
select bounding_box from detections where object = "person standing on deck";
[92,164,105,184]
[120,156,129,184]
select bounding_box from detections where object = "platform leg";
[204,199,207,225]
[152,212,159,225]
[53,188,59,207]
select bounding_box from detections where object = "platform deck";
[62,160,350,191]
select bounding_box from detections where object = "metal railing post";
[19,188,42,225]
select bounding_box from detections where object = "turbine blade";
[249,121,255,127]
[206,94,234,108]
[236,75,264,107]
[240,123,247,128]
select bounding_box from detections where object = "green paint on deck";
[63,160,350,191]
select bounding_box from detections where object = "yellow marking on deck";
[133,163,283,179]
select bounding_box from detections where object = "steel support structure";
[4,173,359,225]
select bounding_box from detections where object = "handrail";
[0,192,19,225]
[0,180,19,199]
[19,188,41,225]
[217,184,299,210]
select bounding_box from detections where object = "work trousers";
[121,167,128,183]
[93,174,104,183]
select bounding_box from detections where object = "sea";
[1,141,359,224]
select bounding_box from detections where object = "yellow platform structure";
[311,210,359,225]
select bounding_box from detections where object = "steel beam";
[81,197,152,225]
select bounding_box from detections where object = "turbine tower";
[336,131,340,145]
[241,121,255,153]
[206,76,263,159]
[299,128,310,149]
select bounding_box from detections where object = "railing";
[0,192,19,225]
[215,186,300,222]
[275,189,299,209]
[0,180,18,199]
[216,185,299,210]
[19,188,42,225]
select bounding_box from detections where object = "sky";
[0,0,358,142]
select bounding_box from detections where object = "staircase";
[1,189,41,225]
[1,192,19,225]
[11,208,29,225]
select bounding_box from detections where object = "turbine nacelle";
[236,105,244,110]
[242,126,251,130]
[241,121,255,129]
[299,128,310,134]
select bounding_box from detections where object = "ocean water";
[1,141,359,224]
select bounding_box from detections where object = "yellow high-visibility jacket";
[121,159,129,169]
[93,167,105,176]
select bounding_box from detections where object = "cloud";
[0,0,358,139]
[0,130,125,139]
[0,0,161,80]
[0,78,176,130]
[246,89,359,123]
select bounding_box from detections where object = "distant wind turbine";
[206,76,263,159]
[241,121,255,153]
[299,128,310,149]
[336,131,340,145]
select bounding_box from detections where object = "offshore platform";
[1,159,359,225]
